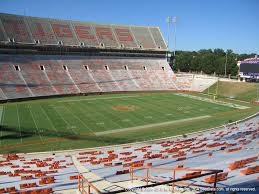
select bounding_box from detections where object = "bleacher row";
[75,114,259,187]
[0,153,79,193]
[0,54,178,100]
[0,114,258,193]
[174,73,217,92]
[0,13,167,50]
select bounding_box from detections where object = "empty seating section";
[71,22,99,47]
[149,27,167,49]
[0,153,79,193]
[0,22,6,42]
[13,57,56,96]
[110,70,140,91]
[0,14,33,43]
[62,60,101,93]
[49,19,79,46]
[191,75,218,92]
[175,73,218,92]
[0,55,177,99]
[0,88,6,100]
[175,74,193,91]
[91,69,120,92]
[95,24,119,48]
[0,63,32,99]
[0,13,166,50]
[27,18,58,45]
[112,26,138,48]
[74,114,259,188]
[44,62,79,94]
[131,27,156,49]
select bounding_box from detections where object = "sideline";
[58,95,142,103]
[174,93,249,109]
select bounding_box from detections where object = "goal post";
[207,78,219,100]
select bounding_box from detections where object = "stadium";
[0,4,258,194]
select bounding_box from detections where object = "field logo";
[112,105,138,112]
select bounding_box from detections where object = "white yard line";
[174,93,250,109]
[16,104,22,143]
[38,104,59,134]
[39,104,74,149]
[61,104,96,135]
[201,93,253,105]
[95,115,211,136]
[0,106,4,145]
[77,100,123,131]
[52,106,77,135]
[28,105,44,144]
[0,106,3,124]
[58,95,142,103]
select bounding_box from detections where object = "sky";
[0,0,258,54]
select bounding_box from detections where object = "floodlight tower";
[166,16,177,64]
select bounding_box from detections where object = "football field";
[0,92,257,153]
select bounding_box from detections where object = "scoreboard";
[239,61,259,79]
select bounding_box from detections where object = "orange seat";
[204,172,228,184]
[240,166,259,175]
[182,171,201,178]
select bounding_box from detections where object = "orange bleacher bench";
[21,175,33,180]
[176,157,187,161]
[203,172,228,184]
[228,156,258,170]
[39,176,55,185]
[240,166,259,175]
[70,175,80,180]
[116,169,130,175]
[182,171,201,179]
[225,147,242,153]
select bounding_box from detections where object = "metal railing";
[78,164,223,194]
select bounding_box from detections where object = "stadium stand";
[0,113,257,193]
[0,14,33,44]
[0,13,166,50]
[0,54,179,100]
[0,153,79,193]
[175,73,217,92]
[74,114,259,189]
[0,13,219,101]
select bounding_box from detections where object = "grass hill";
[204,81,259,102]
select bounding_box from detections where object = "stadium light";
[166,16,177,64]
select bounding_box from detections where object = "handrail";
[129,165,223,193]
[78,165,223,194]
[78,174,102,194]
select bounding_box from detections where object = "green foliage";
[173,49,256,76]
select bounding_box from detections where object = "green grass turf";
[0,92,258,153]
[204,81,259,102]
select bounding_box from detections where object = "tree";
[173,49,256,76]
